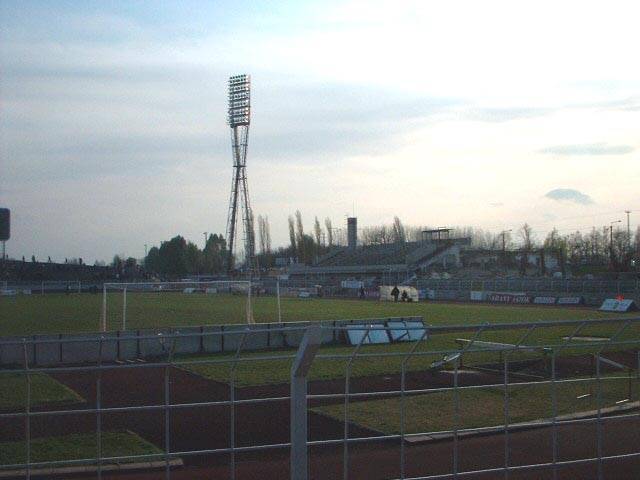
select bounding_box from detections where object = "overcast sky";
[1,0,639,262]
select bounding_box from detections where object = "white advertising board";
[599,299,638,312]
[379,286,419,302]
[346,325,390,345]
[470,291,485,301]
[557,297,584,305]
[533,296,557,305]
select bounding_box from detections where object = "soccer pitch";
[0,292,628,336]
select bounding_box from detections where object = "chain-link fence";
[1,317,639,479]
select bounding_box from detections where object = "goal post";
[101,280,256,332]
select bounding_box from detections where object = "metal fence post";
[503,354,510,479]
[122,287,127,331]
[97,336,104,480]
[277,279,282,323]
[23,340,31,480]
[344,326,370,480]
[400,327,429,479]
[101,284,107,332]
[247,280,254,324]
[290,325,322,480]
[165,337,176,480]
[230,331,248,480]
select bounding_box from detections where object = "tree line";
[141,234,227,276]
[255,211,333,267]
[135,214,639,275]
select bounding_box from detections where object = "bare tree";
[257,215,266,255]
[324,217,333,247]
[517,223,535,274]
[288,215,296,253]
[248,210,256,260]
[392,216,406,244]
[264,216,271,254]
[381,225,391,244]
[543,228,560,250]
[314,216,322,246]
[295,210,305,260]
[295,211,304,243]
[544,227,566,271]
[360,226,378,246]
[518,223,536,250]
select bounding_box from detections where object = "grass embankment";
[0,373,82,410]
[183,316,637,387]
[0,431,162,467]
[314,375,639,435]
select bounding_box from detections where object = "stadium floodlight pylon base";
[101,280,254,332]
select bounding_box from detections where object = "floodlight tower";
[225,74,258,276]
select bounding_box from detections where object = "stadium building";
[287,221,471,285]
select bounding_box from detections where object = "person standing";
[391,285,400,302]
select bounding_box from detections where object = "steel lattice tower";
[225,74,258,276]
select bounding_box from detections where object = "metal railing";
[0,317,639,479]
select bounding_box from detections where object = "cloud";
[539,143,635,156]
[466,106,554,123]
[544,189,594,205]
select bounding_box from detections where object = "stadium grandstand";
[287,225,470,285]
[0,258,124,285]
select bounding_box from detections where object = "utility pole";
[625,210,631,252]
[500,229,512,267]
[500,230,512,253]
[610,220,622,270]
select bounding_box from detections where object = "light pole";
[225,74,257,276]
[203,232,208,249]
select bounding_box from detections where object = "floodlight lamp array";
[228,74,251,126]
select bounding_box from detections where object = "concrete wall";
[0,317,423,367]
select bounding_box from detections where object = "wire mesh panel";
[0,318,639,479]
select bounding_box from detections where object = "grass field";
[0,292,631,336]
[0,372,83,410]
[183,335,551,387]
[0,431,162,467]
[2,292,637,389]
[315,375,638,434]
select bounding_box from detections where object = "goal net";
[101,281,254,331]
